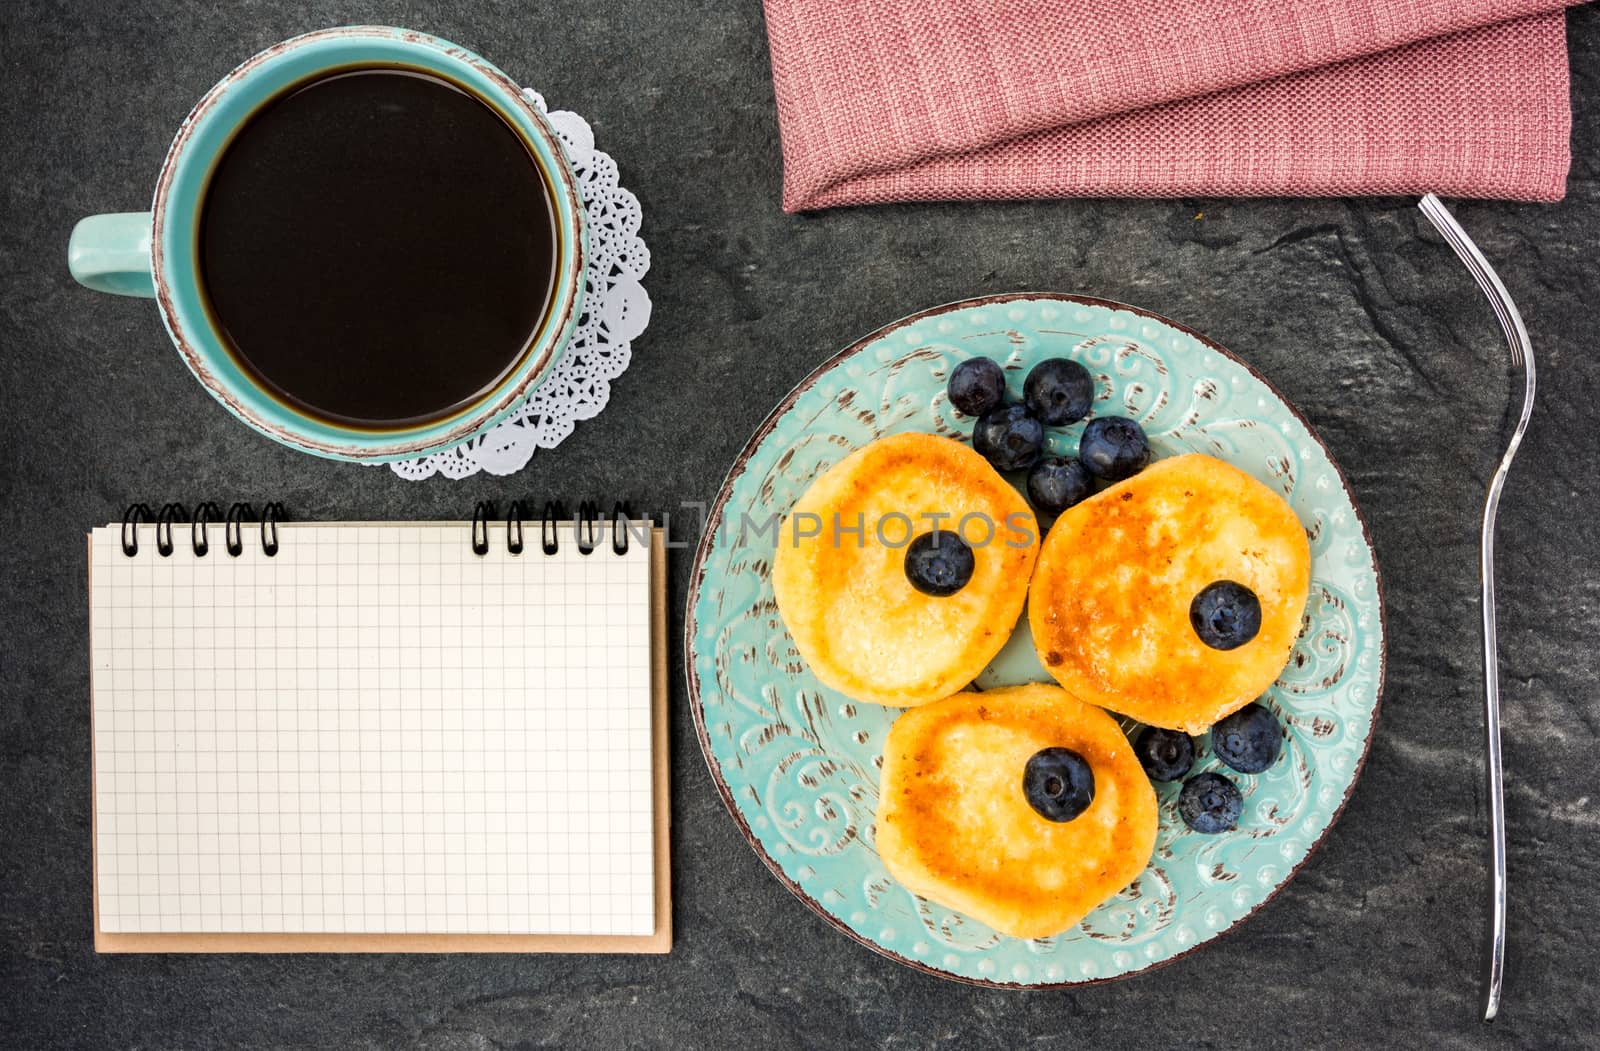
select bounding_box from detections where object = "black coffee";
[199,67,558,428]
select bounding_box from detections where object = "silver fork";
[1417,193,1537,1023]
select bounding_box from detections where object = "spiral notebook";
[87,503,669,953]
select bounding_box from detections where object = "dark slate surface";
[3,2,1599,1047]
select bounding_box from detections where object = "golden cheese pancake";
[876,683,1157,939]
[1029,453,1311,733]
[771,433,1038,707]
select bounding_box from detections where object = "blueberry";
[1211,702,1282,774]
[903,531,975,597]
[1023,358,1095,426]
[1026,457,1093,517]
[947,358,1007,418]
[1178,772,1243,834]
[972,404,1045,472]
[1134,726,1195,782]
[1189,580,1262,651]
[1022,747,1095,822]
[1078,416,1150,481]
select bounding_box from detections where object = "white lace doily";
[389,90,650,480]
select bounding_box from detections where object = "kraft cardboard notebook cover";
[87,514,670,953]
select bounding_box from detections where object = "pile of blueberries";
[949,354,1284,835]
[1019,705,1284,832]
[1024,700,1286,831]
[947,355,1151,514]
[905,355,1152,597]
[1137,704,1283,833]
[949,354,1268,660]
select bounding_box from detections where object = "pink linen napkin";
[764,0,1581,211]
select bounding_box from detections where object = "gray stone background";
[4,1,1598,1047]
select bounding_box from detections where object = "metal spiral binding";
[261,502,283,557]
[118,500,284,557]
[471,501,494,556]
[191,502,223,557]
[465,500,636,556]
[155,503,186,557]
[224,502,253,557]
[575,501,601,555]
[119,500,643,560]
[612,502,632,555]
[506,501,525,555]
[542,501,562,555]
[120,504,151,557]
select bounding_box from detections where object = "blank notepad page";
[89,522,655,936]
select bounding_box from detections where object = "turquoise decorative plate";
[686,294,1384,987]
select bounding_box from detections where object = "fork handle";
[1480,519,1508,1022]
[1418,194,1535,1023]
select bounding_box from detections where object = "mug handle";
[68,212,156,297]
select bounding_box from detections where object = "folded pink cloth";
[764,0,1580,210]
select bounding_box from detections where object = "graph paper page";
[89,521,654,936]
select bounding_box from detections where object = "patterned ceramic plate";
[686,294,1384,987]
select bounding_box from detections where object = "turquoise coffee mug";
[67,26,586,462]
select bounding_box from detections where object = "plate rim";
[684,291,1388,988]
